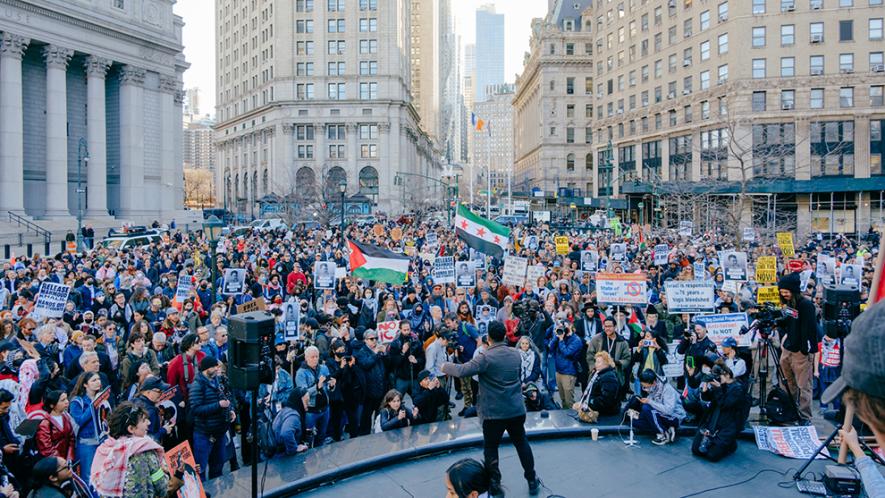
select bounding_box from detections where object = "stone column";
[0,34,30,214]
[346,122,358,186]
[173,87,186,210]
[43,45,74,218]
[118,65,146,217]
[84,56,111,217]
[158,76,178,212]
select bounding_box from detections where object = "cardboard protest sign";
[222,268,246,295]
[283,301,301,341]
[755,256,777,284]
[93,387,112,439]
[595,273,648,305]
[693,262,706,280]
[432,256,455,284]
[653,244,669,266]
[664,280,715,314]
[314,262,337,289]
[721,251,748,281]
[166,441,207,498]
[757,286,780,304]
[377,320,399,344]
[720,280,740,295]
[754,426,828,460]
[502,256,529,287]
[609,243,627,262]
[555,236,569,255]
[525,264,546,287]
[425,231,438,247]
[580,250,599,272]
[175,275,193,303]
[32,282,71,319]
[776,232,795,257]
[455,261,476,288]
[236,297,266,314]
[694,313,750,347]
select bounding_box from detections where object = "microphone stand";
[625,410,640,447]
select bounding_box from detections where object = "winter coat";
[378,406,415,431]
[188,372,232,436]
[31,410,76,461]
[354,342,386,399]
[272,407,304,456]
[587,333,632,386]
[547,333,583,376]
[579,366,621,415]
[388,332,425,381]
[699,380,748,439]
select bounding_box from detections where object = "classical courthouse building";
[0,0,187,220]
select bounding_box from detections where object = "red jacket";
[166,351,206,401]
[32,410,75,462]
[286,271,307,294]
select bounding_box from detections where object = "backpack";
[257,407,278,458]
[765,386,799,425]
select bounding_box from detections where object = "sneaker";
[489,481,505,498]
[667,426,677,443]
[528,477,541,496]
[652,433,670,446]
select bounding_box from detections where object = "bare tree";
[184,168,214,208]
[274,163,349,226]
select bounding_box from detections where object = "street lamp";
[76,138,89,252]
[339,181,347,234]
[203,215,224,305]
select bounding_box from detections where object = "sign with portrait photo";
[609,243,627,262]
[720,251,748,281]
[456,261,476,288]
[283,300,301,341]
[580,250,599,272]
[816,255,836,286]
[839,264,862,289]
[222,268,247,295]
[313,262,337,289]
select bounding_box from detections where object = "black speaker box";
[228,311,275,390]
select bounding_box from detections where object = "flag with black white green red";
[454,204,510,258]
[347,239,410,285]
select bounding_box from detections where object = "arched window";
[566,153,576,172]
[325,166,347,198]
[585,153,594,171]
[358,166,379,197]
[296,167,316,200]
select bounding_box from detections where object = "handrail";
[7,212,52,244]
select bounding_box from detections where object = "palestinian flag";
[454,205,510,258]
[347,239,410,285]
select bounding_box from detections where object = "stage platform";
[204,410,830,498]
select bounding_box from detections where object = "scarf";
[181,353,198,384]
[519,349,535,382]
[91,435,166,497]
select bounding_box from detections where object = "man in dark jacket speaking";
[777,272,818,423]
[189,356,235,481]
[442,321,541,497]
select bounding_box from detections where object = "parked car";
[99,227,163,250]
[353,215,378,227]
[249,218,287,232]
[493,215,529,227]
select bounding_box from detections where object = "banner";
[678,220,693,236]
[283,301,301,341]
[236,297,266,314]
[693,313,750,347]
[377,320,399,344]
[525,264,546,288]
[755,256,777,284]
[595,273,648,305]
[166,441,207,498]
[720,251,748,281]
[175,275,193,302]
[653,244,669,266]
[742,227,756,242]
[221,268,247,295]
[757,286,780,304]
[555,236,569,255]
[754,426,828,460]
[777,232,795,257]
[32,282,71,319]
[664,280,715,313]
[431,256,455,284]
[313,262,337,289]
[502,256,529,287]
[580,250,599,272]
[456,261,476,288]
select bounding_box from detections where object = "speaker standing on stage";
[442,321,541,497]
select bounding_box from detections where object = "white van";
[99,227,163,250]
[249,218,287,232]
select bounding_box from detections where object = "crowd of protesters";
[0,211,879,497]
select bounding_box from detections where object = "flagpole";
[486,126,491,219]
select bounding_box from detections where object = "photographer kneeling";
[692,362,750,462]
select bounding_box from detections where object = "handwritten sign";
[777,232,795,258]
[377,320,399,344]
[595,273,648,305]
[665,280,715,314]
[525,265,546,288]
[755,256,777,284]
[236,297,266,314]
[502,256,529,287]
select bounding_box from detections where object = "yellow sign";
[757,286,780,305]
[755,256,777,284]
[555,236,569,255]
[776,232,795,258]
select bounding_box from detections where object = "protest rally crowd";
[0,205,883,498]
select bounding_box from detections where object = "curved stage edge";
[204,410,788,498]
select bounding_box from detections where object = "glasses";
[365,337,377,341]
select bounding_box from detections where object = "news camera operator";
[777,272,818,424]
[691,362,749,462]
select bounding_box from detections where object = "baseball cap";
[417,370,434,382]
[822,300,885,404]
[721,337,737,348]
[140,376,171,392]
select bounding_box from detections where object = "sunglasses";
[365,337,377,341]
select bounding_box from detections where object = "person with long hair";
[377,389,417,432]
[91,402,171,498]
[30,390,75,462]
[444,458,491,498]
[68,371,106,484]
[516,336,542,387]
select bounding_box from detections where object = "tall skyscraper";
[410,0,440,141]
[474,4,505,103]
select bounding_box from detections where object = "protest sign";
[555,236,569,255]
[525,264,546,287]
[816,255,836,286]
[777,232,795,257]
[166,441,207,498]
[653,244,669,266]
[595,273,648,305]
[694,313,750,347]
[425,231,438,247]
[609,243,626,262]
[757,286,780,304]
[664,280,715,314]
[580,250,599,272]
[456,261,476,288]
[839,264,862,290]
[236,297,266,314]
[754,426,828,460]
[314,262,337,289]
[755,256,777,284]
[93,387,112,439]
[693,262,706,280]
[721,251,748,281]
[678,220,693,236]
[432,256,455,284]
[175,275,193,303]
[377,320,399,344]
[502,256,529,287]
[720,280,740,295]
[222,268,246,295]
[32,282,71,319]
[283,301,301,341]
[742,227,756,242]
[663,342,685,378]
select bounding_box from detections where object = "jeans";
[632,404,680,435]
[482,415,537,486]
[541,351,557,392]
[344,403,363,437]
[193,430,227,481]
[305,408,330,447]
[76,441,98,485]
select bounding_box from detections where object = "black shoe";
[457,408,466,417]
[490,481,505,498]
[455,392,464,400]
[528,477,541,496]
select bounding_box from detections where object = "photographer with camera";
[777,272,818,424]
[547,317,582,408]
[692,362,750,462]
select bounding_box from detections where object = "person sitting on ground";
[625,368,686,446]
[444,458,491,498]
[377,389,417,432]
[573,351,622,421]
[691,362,749,462]
[272,387,310,456]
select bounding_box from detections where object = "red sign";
[377,321,399,344]
[787,259,805,273]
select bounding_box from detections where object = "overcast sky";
[173,0,547,117]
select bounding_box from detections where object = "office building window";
[840,87,854,107]
[327,40,345,55]
[752,91,767,111]
[752,27,766,47]
[871,85,884,106]
[781,25,795,45]
[359,61,378,75]
[871,120,884,175]
[295,125,315,141]
[701,40,710,60]
[327,62,345,76]
[718,1,729,20]
[701,11,710,30]
[810,55,825,74]
[701,100,710,119]
[328,145,345,159]
[326,124,345,141]
[781,57,795,76]
[327,19,345,33]
[619,145,636,177]
[359,0,377,10]
[701,129,728,180]
[840,53,854,72]
[296,83,314,100]
[753,59,766,78]
[642,141,662,180]
[296,0,314,12]
[810,120,855,176]
[296,20,314,33]
[718,64,729,82]
[718,33,728,54]
[840,20,853,41]
[567,128,575,144]
[360,18,378,32]
[701,70,710,89]
[359,39,378,54]
[810,88,825,108]
[781,89,796,109]
[670,135,692,181]
[753,0,766,14]
[359,82,378,100]
[871,19,884,40]
[297,145,314,159]
[752,123,795,176]
[328,0,345,11]
[360,144,378,159]
[810,22,824,42]
[871,52,884,70]
[328,82,345,100]
[597,148,613,196]
[359,125,379,140]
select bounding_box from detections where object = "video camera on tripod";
[742,303,789,341]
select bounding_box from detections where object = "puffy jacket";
[354,342,386,399]
[547,333,583,376]
[579,367,621,415]
[132,394,168,443]
[378,407,415,431]
[188,373,232,436]
[388,333,425,381]
[644,378,687,421]
[272,407,303,456]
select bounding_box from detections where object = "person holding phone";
[631,330,669,395]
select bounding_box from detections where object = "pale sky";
[174,0,547,117]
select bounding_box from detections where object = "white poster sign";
[456,261,476,288]
[175,275,193,302]
[377,320,399,344]
[313,262,337,289]
[222,268,247,295]
[502,256,529,287]
[595,273,648,305]
[721,251,749,281]
[432,256,455,284]
[653,244,670,266]
[665,280,715,314]
[525,265,546,288]
[694,313,750,347]
[32,282,71,319]
[283,301,301,341]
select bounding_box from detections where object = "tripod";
[745,326,796,422]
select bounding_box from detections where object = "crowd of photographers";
[0,215,877,497]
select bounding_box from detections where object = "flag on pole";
[454,205,510,258]
[476,118,486,132]
[869,240,885,304]
[471,112,477,127]
[347,239,410,285]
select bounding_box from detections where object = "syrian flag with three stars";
[454,204,510,258]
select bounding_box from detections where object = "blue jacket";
[272,407,303,456]
[69,395,102,442]
[547,333,583,376]
[188,373,232,436]
[295,364,331,410]
[354,342,386,399]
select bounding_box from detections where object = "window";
[360,144,378,159]
[810,88,825,108]
[327,19,345,33]
[700,11,710,30]
[684,105,694,123]
[684,18,693,37]
[752,27,766,47]
[781,89,795,109]
[566,77,575,94]
[870,85,884,106]
[360,18,378,32]
[810,22,824,42]
[781,57,795,76]
[566,104,575,118]
[753,0,766,14]
[327,40,345,55]
[701,100,710,119]
[872,121,883,175]
[840,20,853,41]
[682,48,692,67]
[669,54,678,73]
[296,125,315,141]
[718,64,728,82]
[701,129,728,180]
[753,91,767,111]
[810,120,855,176]
[359,39,378,54]
[296,62,314,76]
[871,19,884,40]
[718,33,728,54]
[296,83,314,99]
[359,61,378,75]
[840,53,854,72]
[656,59,664,77]
[670,135,693,181]
[567,128,575,144]
[618,146,636,177]
[328,82,345,100]
[669,109,677,126]
[566,154,575,172]
[701,70,711,88]
[113,0,124,8]
[586,77,593,94]
[753,58,767,78]
[782,0,796,8]
[810,0,823,8]
[326,124,345,140]
[871,52,884,70]
[810,55,825,74]
[752,123,795,176]
[296,41,315,55]
[327,62,345,75]
[840,86,854,107]
[781,25,795,46]
[296,0,314,12]
[358,125,379,140]
[296,20,314,33]
[642,141,662,179]
[297,145,314,159]
[328,0,345,10]
[566,43,575,55]
[718,1,728,21]
[359,82,378,100]
[839,0,853,5]
[700,40,710,60]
